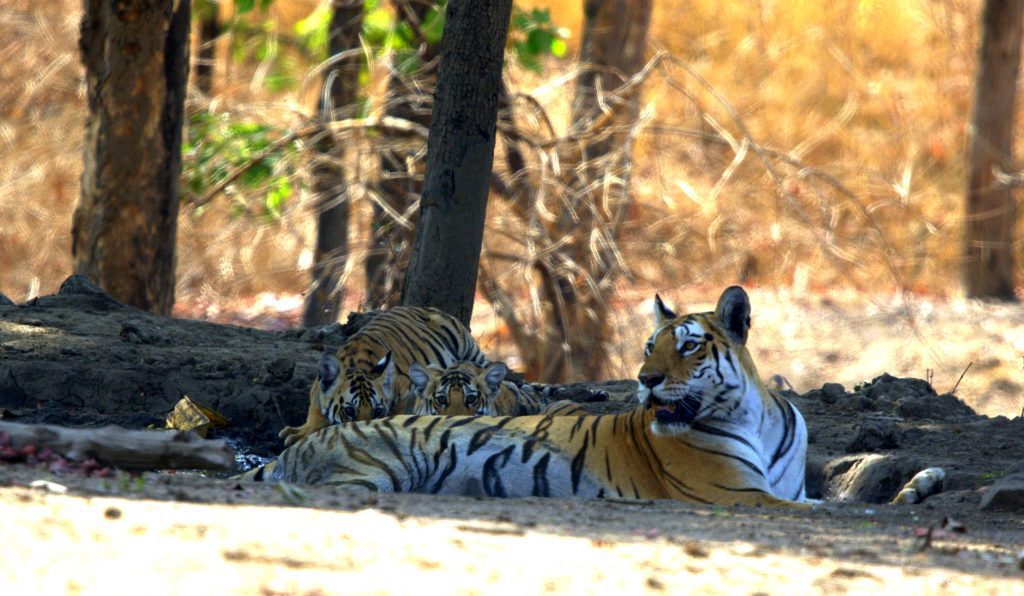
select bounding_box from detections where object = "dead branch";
[0,421,236,471]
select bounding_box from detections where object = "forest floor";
[1,278,1023,593]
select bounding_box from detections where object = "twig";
[950,362,972,395]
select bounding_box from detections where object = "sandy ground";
[1,468,1023,595]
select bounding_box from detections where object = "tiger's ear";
[653,294,677,326]
[379,354,397,395]
[483,362,508,393]
[319,352,341,391]
[370,351,392,375]
[714,286,751,345]
[408,363,430,392]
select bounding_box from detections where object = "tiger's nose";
[639,373,665,389]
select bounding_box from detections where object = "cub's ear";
[653,294,677,326]
[319,352,341,391]
[714,286,751,345]
[408,363,430,392]
[483,362,508,392]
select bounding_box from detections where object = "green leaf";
[421,7,445,45]
[236,0,255,14]
[551,39,567,57]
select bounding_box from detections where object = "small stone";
[264,358,296,385]
[846,419,901,453]
[104,507,122,520]
[119,319,169,345]
[854,396,875,411]
[979,472,1024,512]
[896,397,931,419]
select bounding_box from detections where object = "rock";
[25,274,123,310]
[820,383,845,404]
[58,275,115,300]
[0,293,13,306]
[119,318,170,345]
[846,418,901,452]
[979,472,1024,511]
[254,356,296,386]
[896,397,931,419]
[823,453,929,503]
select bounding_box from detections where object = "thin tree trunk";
[302,1,364,326]
[194,0,220,94]
[964,0,1023,301]
[73,0,191,315]
[401,0,513,325]
[539,0,652,380]
[365,0,438,309]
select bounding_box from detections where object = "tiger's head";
[637,286,762,436]
[314,350,396,422]
[408,361,509,416]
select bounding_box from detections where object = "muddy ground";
[1,277,1023,593]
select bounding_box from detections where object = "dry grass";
[2,0,1022,415]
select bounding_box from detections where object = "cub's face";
[409,361,508,416]
[637,287,753,436]
[315,352,395,422]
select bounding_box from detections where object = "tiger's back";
[243,409,784,503]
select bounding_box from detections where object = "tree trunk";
[400,0,513,325]
[365,0,439,309]
[194,0,220,94]
[964,0,1024,301]
[73,0,191,315]
[538,0,652,380]
[302,1,364,327]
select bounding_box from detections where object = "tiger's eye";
[342,405,356,419]
[465,393,478,405]
[681,340,699,353]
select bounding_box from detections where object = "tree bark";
[365,0,439,309]
[302,1,364,326]
[538,0,652,380]
[73,0,191,315]
[964,0,1024,301]
[400,0,513,325]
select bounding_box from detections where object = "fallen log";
[0,421,236,471]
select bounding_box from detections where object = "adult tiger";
[246,288,942,506]
[279,306,488,447]
[407,361,574,416]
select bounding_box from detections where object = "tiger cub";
[244,287,942,507]
[279,306,488,447]
[407,361,585,416]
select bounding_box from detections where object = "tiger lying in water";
[280,306,488,446]
[245,287,942,506]
[407,361,588,417]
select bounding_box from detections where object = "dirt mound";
[803,373,976,421]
